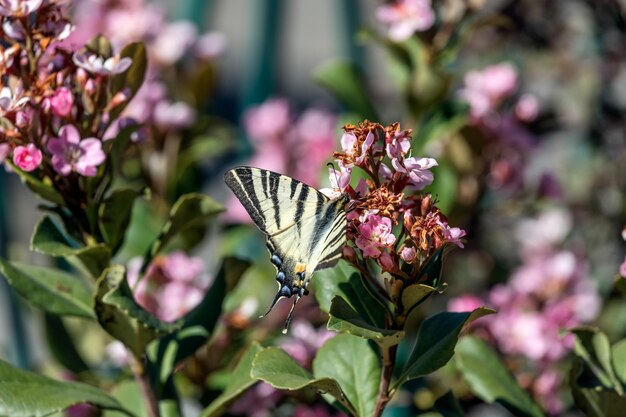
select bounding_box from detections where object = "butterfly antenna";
[282,294,300,334]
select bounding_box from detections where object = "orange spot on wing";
[295,263,306,274]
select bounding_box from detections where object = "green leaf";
[99,189,139,254]
[110,42,147,119]
[44,314,90,374]
[426,161,458,214]
[85,35,113,58]
[31,215,112,277]
[103,380,146,417]
[314,261,387,328]
[395,308,494,389]
[456,336,545,417]
[570,358,626,417]
[149,257,250,384]
[314,60,378,120]
[313,334,379,417]
[433,390,467,417]
[612,339,626,385]
[572,327,624,394]
[328,296,404,348]
[0,260,94,318]
[9,164,64,205]
[252,347,356,416]
[418,246,445,288]
[94,265,179,358]
[200,343,263,417]
[148,193,224,260]
[0,358,128,417]
[400,283,437,317]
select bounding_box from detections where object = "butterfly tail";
[282,294,301,334]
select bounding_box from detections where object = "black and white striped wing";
[224,166,347,329]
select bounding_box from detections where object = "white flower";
[72,52,132,76]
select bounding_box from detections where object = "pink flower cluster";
[227,98,337,222]
[458,62,519,120]
[449,209,600,414]
[127,251,211,323]
[0,0,134,176]
[328,122,465,280]
[376,0,436,42]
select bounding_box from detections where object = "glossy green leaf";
[400,283,437,317]
[94,265,179,358]
[456,336,545,417]
[570,358,626,417]
[103,380,146,417]
[395,308,494,389]
[612,339,626,385]
[314,261,387,328]
[252,347,356,416]
[433,390,467,417]
[0,358,128,417]
[31,215,111,277]
[200,343,263,417]
[99,189,139,254]
[148,193,224,260]
[418,246,445,289]
[313,334,379,417]
[426,161,458,214]
[110,42,147,119]
[44,314,89,374]
[572,327,623,394]
[150,257,250,383]
[328,296,404,347]
[0,260,94,318]
[314,60,378,120]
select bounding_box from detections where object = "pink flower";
[47,125,105,176]
[153,101,196,130]
[157,282,204,322]
[13,144,42,171]
[515,94,540,122]
[448,295,483,312]
[150,21,197,66]
[459,63,518,119]
[48,87,74,117]
[0,85,29,113]
[195,31,227,59]
[385,129,411,159]
[355,214,396,258]
[620,256,626,278]
[320,166,351,199]
[376,0,435,42]
[0,0,42,17]
[0,143,10,164]
[443,226,466,248]
[162,251,205,283]
[72,52,132,75]
[280,320,335,368]
[400,246,416,263]
[243,98,291,143]
[393,157,438,190]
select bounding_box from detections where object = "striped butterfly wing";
[224,166,347,332]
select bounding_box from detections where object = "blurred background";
[1,0,626,416]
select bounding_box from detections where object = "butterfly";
[224,166,349,333]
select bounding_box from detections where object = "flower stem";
[372,344,397,417]
[131,356,161,417]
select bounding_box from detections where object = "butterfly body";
[224,166,347,332]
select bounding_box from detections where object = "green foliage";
[569,327,626,416]
[146,193,224,264]
[314,60,379,121]
[31,215,111,277]
[433,390,467,417]
[99,189,140,254]
[0,358,129,417]
[103,380,147,417]
[394,308,494,389]
[252,346,357,416]
[9,164,65,205]
[328,296,404,348]
[456,336,545,417]
[200,343,264,417]
[44,314,90,374]
[0,260,94,319]
[110,42,147,119]
[313,334,380,417]
[94,264,179,359]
